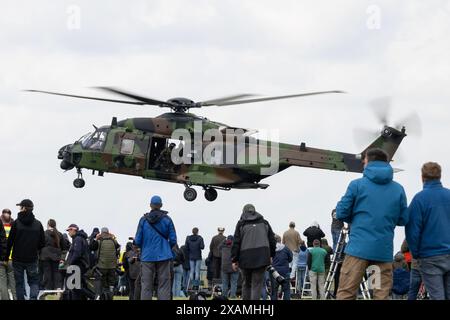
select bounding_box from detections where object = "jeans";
[296,266,307,292]
[309,271,325,300]
[13,261,39,300]
[261,271,270,300]
[172,264,184,297]
[241,267,266,300]
[290,251,298,278]
[270,274,290,300]
[222,271,239,298]
[418,254,450,300]
[182,268,190,293]
[0,261,16,300]
[189,259,202,287]
[408,268,422,300]
[141,260,172,300]
[331,229,342,253]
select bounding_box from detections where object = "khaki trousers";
[337,255,393,300]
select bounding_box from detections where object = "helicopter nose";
[58,144,75,170]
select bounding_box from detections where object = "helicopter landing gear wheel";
[204,188,218,201]
[73,178,85,188]
[73,168,85,188]
[183,187,197,202]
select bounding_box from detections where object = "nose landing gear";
[73,168,85,188]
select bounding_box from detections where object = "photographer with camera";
[270,235,292,300]
[231,204,276,300]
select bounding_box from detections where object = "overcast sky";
[1,0,449,256]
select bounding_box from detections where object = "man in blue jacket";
[335,148,409,300]
[405,162,450,300]
[134,195,177,300]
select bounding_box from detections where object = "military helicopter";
[26,87,407,201]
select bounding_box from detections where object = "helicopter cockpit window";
[80,130,108,151]
[120,139,135,155]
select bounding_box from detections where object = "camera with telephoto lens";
[267,266,286,284]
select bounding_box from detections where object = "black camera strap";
[145,215,169,241]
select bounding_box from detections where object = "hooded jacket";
[67,230,90,270]
[405,180,450,259]
[231,210,276,269]
[134,209,177,262]
[6,211,45,263]
[185,234,205,261]
[336,161,408,262]
[272,243,293,276]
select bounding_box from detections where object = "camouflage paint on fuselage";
[64,113,406,189]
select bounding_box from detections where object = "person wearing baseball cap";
[5,199,45,300]
[66,223,91,299]
[134,195,178,300]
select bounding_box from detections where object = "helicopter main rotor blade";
[209,90,345,106]
[199,94,257,106]
[94,86,173,106]
[24,89,146,105]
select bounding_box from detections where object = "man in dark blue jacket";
[405,162,450,300]
[185,227,205,288]
[66,224,91,300]
[335,148,409,300]
[135,195,177,300]
[271,235,292,300]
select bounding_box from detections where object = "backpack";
[392,268,410,295]
[97,238,119,269]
